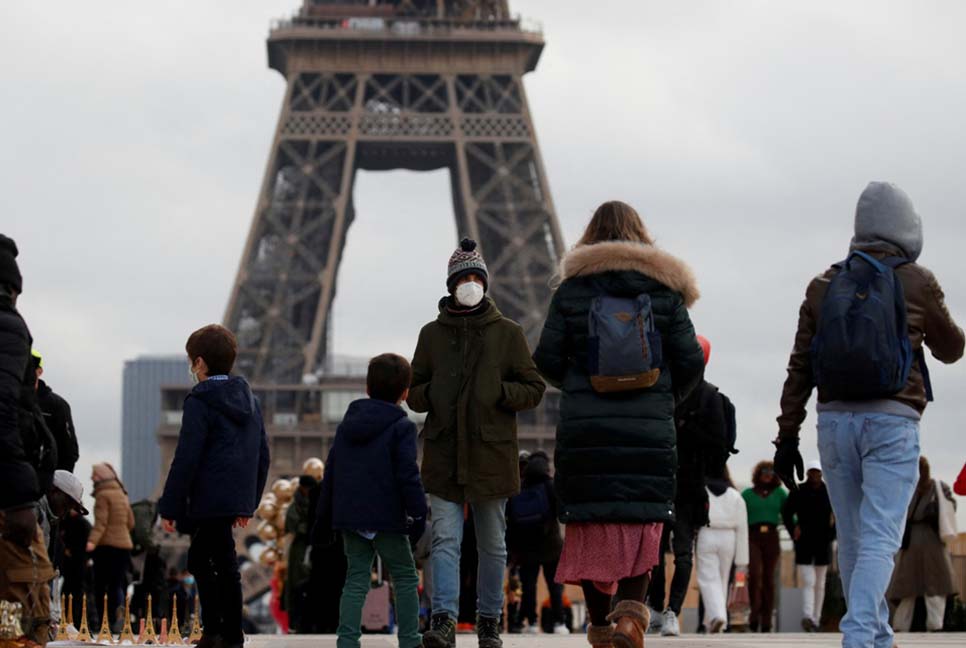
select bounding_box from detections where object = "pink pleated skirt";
[555,522,664,595]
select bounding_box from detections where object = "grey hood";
[850,181,923,262]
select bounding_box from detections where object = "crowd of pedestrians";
[2,180,966,648]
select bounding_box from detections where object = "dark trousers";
[519,560,563,626]
[582,574,650,627]
[647,519,696,615]
[92,546,129,627]
[748,525,780,631]
[187,519,243,643]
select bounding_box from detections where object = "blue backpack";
[509,484,551,527]
[811,251,932,401]
[587,294,663,393]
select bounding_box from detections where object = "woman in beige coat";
[86,462,134,629]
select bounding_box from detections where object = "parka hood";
[191,376,256,424]
[559,241,700,308]
[851,181,923,262]
[340,398,407,445]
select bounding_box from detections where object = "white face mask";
[455,280,485,308]
[188,362,199,385]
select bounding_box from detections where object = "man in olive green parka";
[408,238,545,648]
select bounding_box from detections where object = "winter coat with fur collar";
[533,241,705,523]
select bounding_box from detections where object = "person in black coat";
[506,451,565,633]
[312,353,427,648]
[31,352,79,472]
[782,460,835,632]
[159,325,270,648]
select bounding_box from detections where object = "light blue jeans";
[429,495,508,620]
[816,411,920,648]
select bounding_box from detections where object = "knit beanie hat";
[0,234,23,294]
[447,238,488,293]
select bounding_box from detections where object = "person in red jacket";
[955,463,966,496]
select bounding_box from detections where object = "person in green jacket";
[285,475,317,633]
[741,461,788,633]
[408,238,546,648]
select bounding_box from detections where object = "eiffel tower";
[213,0,564,476]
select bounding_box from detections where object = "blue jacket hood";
[189,376,255,423]
[340,399,407,445]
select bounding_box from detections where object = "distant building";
[122,355,189,502]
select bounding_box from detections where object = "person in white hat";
[781,460,835,632]
[38,469,89,562]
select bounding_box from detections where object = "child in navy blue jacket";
[159,325,270,648]
[314,353,427,648]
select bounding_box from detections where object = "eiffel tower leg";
[225,72,363,384]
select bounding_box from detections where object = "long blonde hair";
[576,201,654,247]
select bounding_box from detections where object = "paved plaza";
[238,634,966,647]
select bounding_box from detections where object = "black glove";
[773,437,804,492]
[407,516,426,548]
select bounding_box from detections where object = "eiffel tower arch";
[225,0,564,380]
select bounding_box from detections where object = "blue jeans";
[429,495,507,620]
[816,411,919,648]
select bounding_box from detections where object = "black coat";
[314,399,427,541]
[533,241,705,524]
[782,482,835,565]
[37,380,78,472]
[158,376,270,523]
[506,453,563,565]
[0,297,43,509]
[674,380,732,527]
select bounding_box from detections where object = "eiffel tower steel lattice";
[225,0,564,386]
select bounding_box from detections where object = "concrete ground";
[238,633,965,647]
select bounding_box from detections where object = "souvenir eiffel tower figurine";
[54,594,69,641]
[138,597,158,645]
[0,601,24,641]
[66,594,79,639]
[158,619,168,645]
[96,595,115,644]
[117,596,136,644]
[187,595,202,644]
[76,595,92,642]
[166,595,184,645]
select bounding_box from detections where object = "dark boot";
[423,613,456,648]
[587,624,615,648]
[193,634,221,648]
[476,615,502,648]
[607,601,648,648]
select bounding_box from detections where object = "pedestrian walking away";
[408,238,546,648]
[87,462,135,631]
[506,450,566,635]
[533,201,705,648]
[782,459,835,632]
[647,334,737,637]
[887,456,958,632]
[313,353,427,648]
[696,466,748,634]
[159,324,271,648]
[775,181,965,648]
[30,349,79,472]
[741,461,787,633]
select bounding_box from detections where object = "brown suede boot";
[587,624,614,648]
[607,601,649,648]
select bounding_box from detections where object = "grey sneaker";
[647,606,663,634]
[423,614,456,648]
[661,609,680,637]
[476,615,503,648]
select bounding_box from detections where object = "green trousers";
[338,531,421,648]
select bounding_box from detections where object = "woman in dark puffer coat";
[533,201,705,648]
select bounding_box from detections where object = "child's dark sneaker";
[476,615,502,648]
[423,614,456,648]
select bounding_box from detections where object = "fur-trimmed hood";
[559,241,700,308]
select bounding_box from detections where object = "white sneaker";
[522,624,539,634]
[647,606,664,634]
[660,609,680,637]
[553,623,570,635]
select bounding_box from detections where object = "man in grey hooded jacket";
[774,182,964,648]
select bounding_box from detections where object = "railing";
[270,13,542,37]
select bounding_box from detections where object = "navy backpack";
[587,294,663,393]
[811,250,932,401]
[508,484,551,527]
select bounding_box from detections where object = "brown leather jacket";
[778,249,964,440]
[88,479,135,550]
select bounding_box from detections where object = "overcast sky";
[3,1,965,521]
